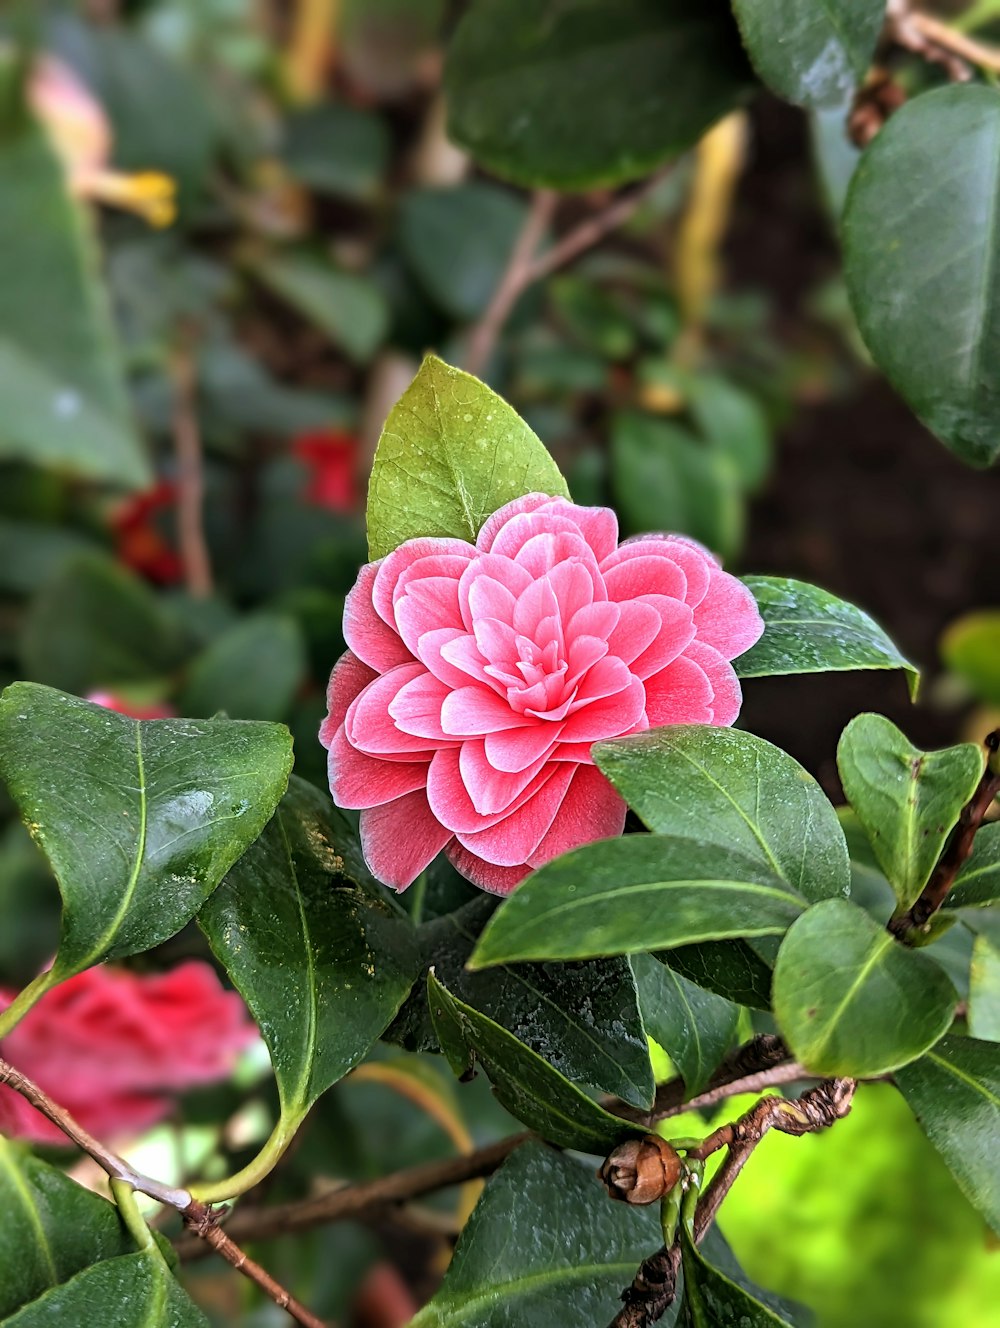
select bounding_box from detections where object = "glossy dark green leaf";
[250,251,389,364]
[282,103,390,201]
[390,897,654,1108]
[200,777,420,1130]
[399,184,531,321]
[969,935,1000,1042]
[427,972,634,1152]
[895,1036,1000,1234]
[178,613,306,722]
[471,836,808,968]
[595,726,849,905]
[773,899,956,1076]
[366,355,568,559]
[837,713,984,912]
[409,1142,667,1327]
[735,578,918,696]
[843,85,1000,466]
[680,1225,805,1327]
[662,939,774,1011]
[1,1250,208,1327]
[731,0,884,109]
[19,554,187,695]
[611,412,743,561]
[945,824,1000,910]
[632,952,739,1094]
[444,0,749,188]
[0,1140,136,1319]
[0,122,148,487]
[0,684,293,989]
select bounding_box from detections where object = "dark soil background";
[731,99,1000,794]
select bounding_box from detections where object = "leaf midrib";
[278,809,319,1114]
[0,1147,57,1286]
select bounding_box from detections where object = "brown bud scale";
[598,1135,682,1206]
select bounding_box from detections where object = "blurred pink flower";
[0,962,256,1145]
[87,692,176,721]
[321,494,763,894]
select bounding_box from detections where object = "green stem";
[0,971,54,1040]
[188,1109,306,1204]
[111,1179,156,1254]
[955,0,1000,34]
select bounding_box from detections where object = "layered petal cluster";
[0,962,257,1145]
[321,494,763,894]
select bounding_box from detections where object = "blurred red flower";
[0,962,257,1145]
[294,428,359,512]
[112,482,184,585]
[87,692,176,720]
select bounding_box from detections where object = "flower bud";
[598,1135,682,1205]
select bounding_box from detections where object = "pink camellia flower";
[0,961,256,1145]
[320,494,764,894]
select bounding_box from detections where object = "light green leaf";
[731,0,884,109]
[199,777,420,1131]
[366,355,568,559]
[0,123,148,487]
[594,726,849,904]
[969,935,1000,1042]
[0,684,292,991]
[843,85,1000,466]
[250,250,389,364]
[941,611,1000,705]
[895,1035,1000,1234]
[632,952,739,1095]
[0,1250,208,1327]
[735,577,918,697]
[409,1142,666,1327]
[444,0,750,189]
[179,613,306,722]
[471,836,808,968]
[837,713,984,912]
[427,972,634,1153]
[946,824,1000,910]
[773,898,956,1076]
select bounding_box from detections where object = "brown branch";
[182,1204,329,1328]
[175,1132,531,1261]
[609,1244,682,1328]
[170,338,213,599]
[889,730,1000,940]
[463,190,557,378]
[885,1,975,79]
[906,6,1000,74]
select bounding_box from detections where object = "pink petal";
[643,653,714,726]
[456,764,576,866]
[440,685,531,737]
[606,600,662,668]
[549,560,603,624]
[546,498,619,563]
[346,663,438,755]
[476,494,560,551]
[426,746,550,831]
[570,655,635,708]
[387,670,453,741]
[602,553,687,605]
[567,599,619,644]
[439,632,496,689]
[484,721,560,773]
[693,569,764,660]
[629,598,696,679]
[459,555,532,629]
[565,635,609,687]
[560,675,646,743]
[467,573,518,626]
[527,764,626,868]
[515,530,600,580]
[460,739,551,815]
[474,617,520,673]
[360,790,453,891]
[344,563,412,672]
[327,724,429,808]
[489,511,582,561]
[446,842,529,896]
[393,573,466,656]
[415,627,482,691]
[393,553,470,613]
[320,651,377,748]
[686,639,744,726]
[513,576,561,639]
[372,537,475,626]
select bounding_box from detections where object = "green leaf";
[0,122,148,487]
[969,935,1000,1042]
[735,577,919,697]
[662,939,774,1011]
[179,613,306,722]
[391,897,654,1108]
[471,836,808,968]
[941,611,1000,705]
[843,84,1000,467]
[250,250,389,364]
[895,1035,1000,1234]
[409,1142,666,1327]
[0,1140,137,1319]
[837,713,984,912]
[594,726,850,905]
[611,412,743,561]
[199,776,420,1129]
[19,553,187,696]
[0,520,98,595]
[399,184,532,321]
[444,0,749,189]
[0,683,292,987]
[282,103,390,201]
[686,374,773,492]
[366,355,568,559]
[427,972,634,1152]
[773,898,956,1076]
[731,0,884,109]
[632,952,739,1095]
[0,1250,208,1327]
[946,824,1000,910]
[680,1225,805,1327]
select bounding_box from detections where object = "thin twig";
[885,0,974,79]
[463,190,557,377]
[908,7,1000,73]
[889,730,1000,940]
[170,338,213,598]
[608,1244,682,1328]
[182,1205,329,1328]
